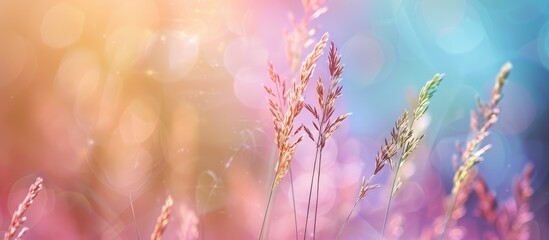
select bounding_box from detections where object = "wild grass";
[285,0,328,72]
[420,169,476,240]
[336,73,444,239]
[474,164,533,239]
[260,33,329,240]
[3,177,43,240]
[439,62,512,239]
[151,195,173,240]
[259,2,328,238]
[261,14,530,240]
[0,3,538,240]
[379,73,444,239]
[301,41,350,239]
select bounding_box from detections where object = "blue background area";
[312,0,549,228]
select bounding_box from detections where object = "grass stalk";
[259,179,276,240]
[303,147,321,239]
[439,187,458,240]
[439,63,511,239]
[290,168,299,240]
[130,192,142,240]
[336,200,360,239]
[301,41,348,239]
[4,177,44,240]
[313,149,324,239]
[151,196,173,240]
[379,156,401,240]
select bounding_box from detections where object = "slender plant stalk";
[301,41,349,239]
[259,179,276,240]
[313,149,324,240]
[380,115,417,239]
[201,173,220,240]
[303,147,321,239]
[440,169,481,240]
[336,200,360,239]
[304,59,326,240]
[337,175,380,238]
[439,186,459,240]
[290,169,299,240]
[257,167,294,240]
[379,154,403,240]
[304,124,324,240]
[130,192,142,240]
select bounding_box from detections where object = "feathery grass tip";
[271,32,329,188]
[151,196,174,240]
[4,177,44,240]
[414,73,444,120]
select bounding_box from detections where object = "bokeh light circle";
[421,0,467,34]
[433,3,486,54]
[0,32,28,86]
[224,36,268,76]
[103,142,154,190]
[56,48,101,101]
[435,18,485,54]
[105,27,150,70]
[165,101,199,173]
[109,0,158,29]
[497,83,536,135]
[233,67,266,109]
[478,132,514,190]
[293,174,337,216]
[118,98,159,145]
[41,2,85,48]
[142,30,199,82]
[342,34,386,86]
[538,19,549,70]
[174,16,228,43]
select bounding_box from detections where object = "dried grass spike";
[324,112,351,142]
[374,131,398,174]
[491,62,512,107]
[474,176,498,224]
[396,110,411,148]
[391,177,403,196]
[299,33,329,90]
[400,135,423,164]
[285,0,326,71]
[414,74,444,120]
[272,32,329,188]
[452,145,491,194]
[4,177,44,240]
[151,196,174,240]
[358,176,380,200]
[440,62,512,239]
[473,164,533,240]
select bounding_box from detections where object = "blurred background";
[0,0,548,239]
